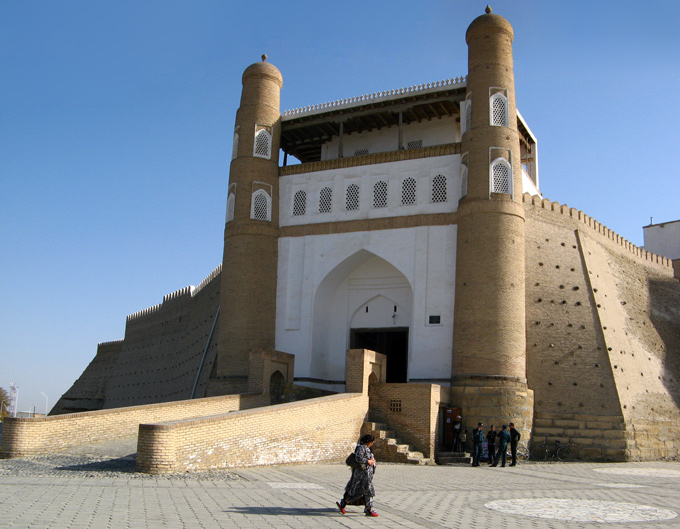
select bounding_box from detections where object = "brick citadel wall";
[524,194,680,460]
[52,266,222,414]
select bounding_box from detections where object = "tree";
[0,387,9,418]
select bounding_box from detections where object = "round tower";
[451,8,533,433]
[216,56,283,393]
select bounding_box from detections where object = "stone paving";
[1,441,680,529]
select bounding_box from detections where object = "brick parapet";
[0,393,265,458]
[136,393,369,473]
[523,193,675,272]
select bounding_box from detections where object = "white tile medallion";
[485,499,677,523]
[593,467,680,478]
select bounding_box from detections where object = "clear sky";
[1,1,678,415]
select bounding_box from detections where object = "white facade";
[275,224,457,392]
[275,84,540,392]
[644,220,680,260]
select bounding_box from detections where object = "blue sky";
[1,1,678,415]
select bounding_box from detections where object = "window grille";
[432,174,447,203]
[401,177,416,205]
[319,186,332,213]
[226,193,235,223]
[465,96,472,131]
[373,180,387,208]
[253,128,272,159]
[490,93,509,127]
[354,148,369,156]
[231,133,239,160]
[460,165,468,198]
[491,158,512,195]
[407,140,422,150]
[293,190,306,216]
[389,399,402,412]
[251,189,271,221]
[346,183,360,211]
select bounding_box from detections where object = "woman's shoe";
[336,502,346,514]
[365,510,379,517]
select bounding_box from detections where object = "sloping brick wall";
[1,393,267,458]
[136,393,369,473]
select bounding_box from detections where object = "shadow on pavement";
[224,506,340,516]
[56,455,137,473]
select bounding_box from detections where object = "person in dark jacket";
[509,422,521,466]
[471,423,485,466]
[491,424,510,467]
[486,425,497,466]
[452,415,462,452]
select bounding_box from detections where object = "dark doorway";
[350,327,409,383]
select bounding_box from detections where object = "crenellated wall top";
[126,264,222,322]
[523,193,674,271]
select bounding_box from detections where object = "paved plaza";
[1,441,680,529]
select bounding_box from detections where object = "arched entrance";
[311,250,413,385]
[270,370,286,404]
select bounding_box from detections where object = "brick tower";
[216,56,283,393]
[451,8,534,433]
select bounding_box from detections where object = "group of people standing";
[471,422,521,467]
[337,421,522,517]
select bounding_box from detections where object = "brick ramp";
[136,392,370,474]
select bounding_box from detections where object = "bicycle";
[532,439,571,461]
[505,443,530,462]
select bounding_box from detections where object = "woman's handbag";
[345,452,367,470]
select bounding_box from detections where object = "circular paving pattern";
[485,499,677,523]
[593,467,680,478]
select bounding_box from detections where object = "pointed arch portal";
[311,250,413,384]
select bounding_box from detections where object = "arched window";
[460,165,468,198]
[253,128,272,159]
[251,189,271,221]
[373,180,387,208]
[346,184,360,211]
[431,174,447,203]
[465,93,472,132]
[293,190,306,216]
[231,132,239,160]
[226,192,235,223]
[319,186,332,213]
[401,177,416,205]
[490,158,512,195]
[490,93,509,127]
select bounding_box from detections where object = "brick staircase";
[361,422,430,465]
[434,449,472,465]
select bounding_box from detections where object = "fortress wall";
[136,393,369,473]
[524,195,680,460]
[579,233,680,459]
[52,266,222,414]
[1,392,268,458]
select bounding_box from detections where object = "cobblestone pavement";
[1,441,680,529]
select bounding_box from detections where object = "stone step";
[363,421,428,466]
[435,452,472,465]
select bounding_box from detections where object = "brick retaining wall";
[136,392,369,473]
[0,393,267,458]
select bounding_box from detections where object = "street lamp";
[9,382,18,418]
[40,392,48,417]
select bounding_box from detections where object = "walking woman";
[337,434,379,517]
